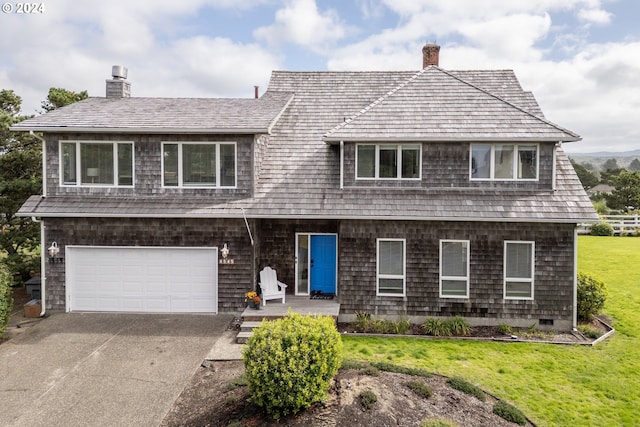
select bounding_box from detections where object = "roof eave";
[323,135,582,144]
[17,209,598,223]
[9,126,271,134]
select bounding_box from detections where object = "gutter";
[16,208,596,224]
[12,126,271,134]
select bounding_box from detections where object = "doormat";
[310,291,335,300]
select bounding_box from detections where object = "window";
[60,141,133,186]
[356,144,421,180]
[377,239,405,296]
[162,142,236,188]
[504,241,535,299]
[470,144,538,180]
[440,240,469,298]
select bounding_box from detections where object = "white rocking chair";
[259,266,287,306]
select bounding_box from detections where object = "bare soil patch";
[161,360,535,427]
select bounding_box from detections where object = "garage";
[66,246,218,313]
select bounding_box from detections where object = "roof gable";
[323,67,579,143]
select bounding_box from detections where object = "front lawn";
[342,236,640,426]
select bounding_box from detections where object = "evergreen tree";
[0,90,41,280]
[570,159,599,190]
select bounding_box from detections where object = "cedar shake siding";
[44,133,256,199]
[337,220,575,329]
[342,142,555,189]
[42,217,254,311]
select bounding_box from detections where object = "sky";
[1,0,639,153]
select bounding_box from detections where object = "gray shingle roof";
[11,91,293,133]
[16,68,598,223]
[324,67,578,142]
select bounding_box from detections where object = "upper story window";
[440,240,470,298]
[470,143,538,181]
[162,142,236,188]
[504,241,535,300]
[356,144,421,180]
[60,141,133,187]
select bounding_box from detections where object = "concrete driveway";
[0,312,233,427]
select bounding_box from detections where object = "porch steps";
[236,320,271,344]
[235,296,341,344]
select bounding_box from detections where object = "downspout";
[31,217,46,317]
[30,130,47,316]
[339,141,344,189]
[573,226,578,330]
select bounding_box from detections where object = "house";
[14,44,598,330]
[586,183,614,197]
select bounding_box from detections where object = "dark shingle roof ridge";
[437,67,580,141]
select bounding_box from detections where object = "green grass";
[342,236,640,426]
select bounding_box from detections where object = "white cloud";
[0,0,279,115]
[254,0,349,51]
[577,8,613,25]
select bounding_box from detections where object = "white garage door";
[66,246,218,313]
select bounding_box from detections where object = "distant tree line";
[571,156,640,215]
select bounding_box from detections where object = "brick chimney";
[106,65,131,98]
[422,43,440,68]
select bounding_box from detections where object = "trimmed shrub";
[577,272,608,321]
[590,222,614,236]
[493,401,527,425]
[359,389,377,410]
[0,264,14,337]
[446,376,486,402]
[242,312,343,419]
[406,380,433,399]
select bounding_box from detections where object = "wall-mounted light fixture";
[219,243,234,264]
[221,243,230,259]
[47,241,63,264]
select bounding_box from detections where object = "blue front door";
[310,235,337,294]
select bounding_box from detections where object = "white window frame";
[161,141,237,189]
[59,140,134,187]
[439,239,470,298]
[470,143,539,181]
[356,143,422,180]
[376,238,406,297]
[503,241,535,300]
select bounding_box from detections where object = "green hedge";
[242,312,343,419]
[0,264,14,336]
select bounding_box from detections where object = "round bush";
[590,222,614,236]
[0,264,14,336]
[577,272,608,321]
[242,312,343,419]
